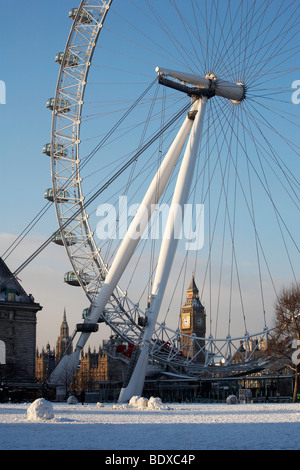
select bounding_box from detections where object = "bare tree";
[266,283,300,402]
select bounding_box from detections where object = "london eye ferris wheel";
[43,0,300,401]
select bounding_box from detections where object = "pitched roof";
[187,274,199,293]
[0,257,42,308]
[186,273,205,309]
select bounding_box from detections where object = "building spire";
[56,307,72,363]
[60,307,69,336]
[187,273,199,296]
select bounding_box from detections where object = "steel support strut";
[119,96,207,402]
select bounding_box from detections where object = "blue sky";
[0,2,77,234]
[0,1,299,349]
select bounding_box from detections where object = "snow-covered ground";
[1,399,300,450]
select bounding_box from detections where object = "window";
[5,290,16,302]
[0,310,14,320]
[8,311,14,320]
[6,343,14,355]
[8,327,14,337]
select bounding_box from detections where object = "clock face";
[182,315,190,328]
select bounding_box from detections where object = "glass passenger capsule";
[82,307,91,319]
[64,271,91,287]
[46,98,71,113]
[55,52,79,67]
[52,231,77,246]
[44,188,70,203]
[82,306,105,323]
[43,143,68,157]
[68,8,92,24]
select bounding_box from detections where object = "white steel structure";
[46,1,299,399]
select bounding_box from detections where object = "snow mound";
[137,397,148,409]
[129,396,148,409]
[148,396,166,410]
[128,396,169,410]
[113,404,128,410]
[67,395,78,405]
[27,398,54,421]
[226,395,239,405]
[128,396,140,408]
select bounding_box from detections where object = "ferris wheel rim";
[49,0,152,345]
[50,0,112,297]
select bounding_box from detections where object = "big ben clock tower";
[180,274,206,362]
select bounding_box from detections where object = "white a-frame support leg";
[118,96,207,402]
[48,99,199,388]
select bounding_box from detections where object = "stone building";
[0,257,42,389]
[36,343,55,384]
